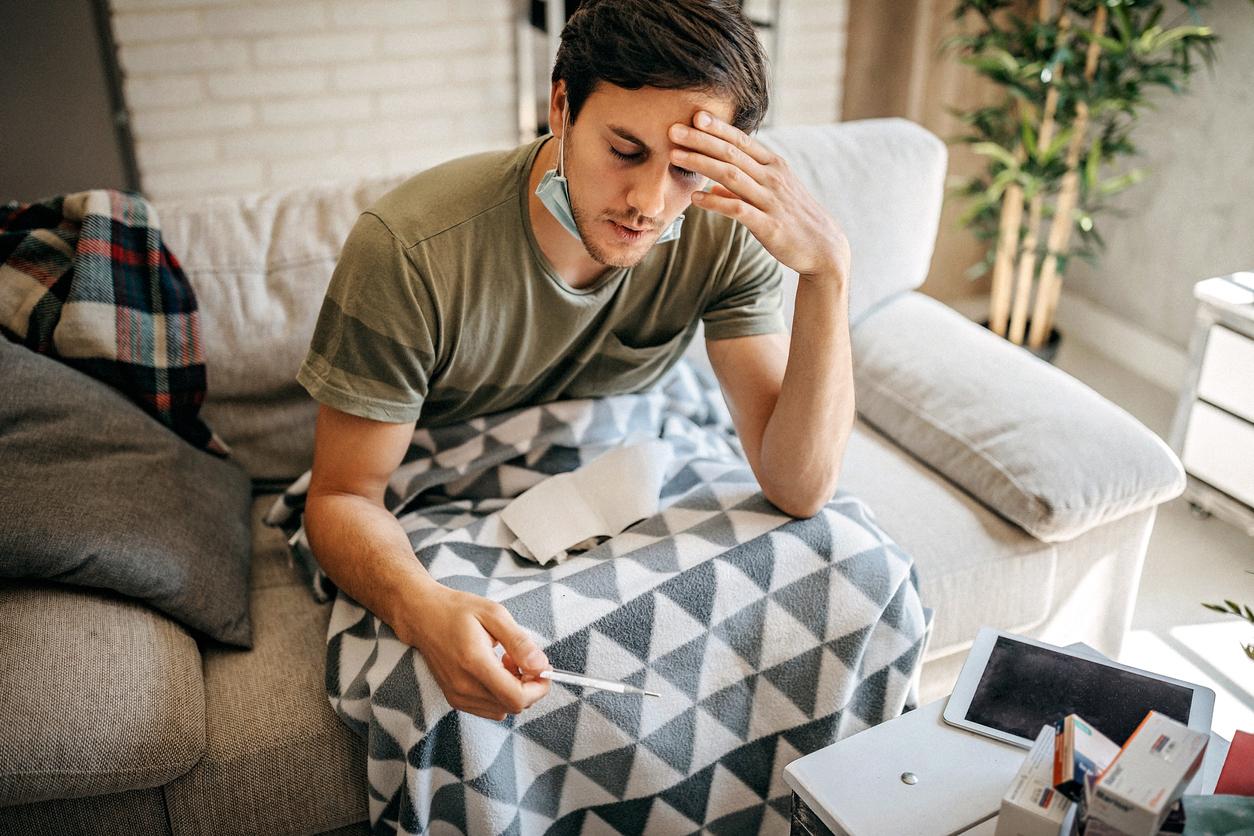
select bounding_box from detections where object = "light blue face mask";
[535,108,684,245]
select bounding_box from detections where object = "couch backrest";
[756,118,947,329]
[157,118,947,481]
[159,175,405,479]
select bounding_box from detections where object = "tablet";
[943,628,1215,749]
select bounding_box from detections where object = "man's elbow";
[762,478,838,520]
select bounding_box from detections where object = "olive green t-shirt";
[298,137,785,427]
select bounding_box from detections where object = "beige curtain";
[843,0,1018,303]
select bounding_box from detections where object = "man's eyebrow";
[607,126,651,152]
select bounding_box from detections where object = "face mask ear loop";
[557,104,568,178]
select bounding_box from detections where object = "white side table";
[784,698,1024,836]
[785,700,1230,836]
[1168,273,1254,537]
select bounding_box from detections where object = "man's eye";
[609,146,642,162]
[671,164,702,181]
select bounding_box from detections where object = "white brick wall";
[773,0,847,126]
[109,0,846,201]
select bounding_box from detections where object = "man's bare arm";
[705,295,854,519]
[673,113,855,518]
[304,404,550,719]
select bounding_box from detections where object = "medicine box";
[996,725,1076,836]
[1053,714,1120,802]
[1088,712,1208,836]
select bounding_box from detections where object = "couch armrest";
[850,292,1186,542]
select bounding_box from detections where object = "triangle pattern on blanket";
[318,382,929,836]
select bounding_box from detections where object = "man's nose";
[627,163,668,220]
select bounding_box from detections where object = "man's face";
[554,82,736,269]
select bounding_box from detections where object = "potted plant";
[946,0,1242,357]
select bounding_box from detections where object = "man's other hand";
[669,112,851,284]
[403,581,551,721]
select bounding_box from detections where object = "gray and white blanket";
[268,362,930,836]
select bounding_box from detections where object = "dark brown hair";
[552,0,770,134]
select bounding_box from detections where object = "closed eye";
[610,144,701,182]
[609,146,642,163]
[671,164,702,181]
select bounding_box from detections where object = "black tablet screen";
[964,637,1193,745]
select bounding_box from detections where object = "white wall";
[773,0,846,126]
[109,0,847,202]
[1063,0,1254,350]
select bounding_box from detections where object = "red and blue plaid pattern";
[0,190,223,454]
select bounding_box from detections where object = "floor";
[1049,334,1254,739]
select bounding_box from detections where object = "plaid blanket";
[268,362,931,836]
[0,190,222,453]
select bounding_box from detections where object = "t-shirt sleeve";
[700,222,786,341]
[296,212,437,423]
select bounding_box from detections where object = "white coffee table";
[785,700,1229,836]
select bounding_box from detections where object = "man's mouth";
[608,219,654,244]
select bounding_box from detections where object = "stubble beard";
[571,201,659,269]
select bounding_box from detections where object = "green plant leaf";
[1020,117,1038,159]
[1203,603,1232,613]
[1084,138,1102,191]
[1075,27,1128,54]
[1151,25,1213,51]
[1098,168,1149,196]
[971,142,1020,170]
[1112,4,1133,45]
[1040,128,1073,164]
[1228,600,1243,614]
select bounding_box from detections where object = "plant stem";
[1028,4,1106,349]
[1009,8,1068,345]
[990,178,1024,337]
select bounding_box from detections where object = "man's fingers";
[469,652,549,714]
[691,110,775,166]
[706,183,742,202]
[467,601,551,712]
[478,602,549,674]
[691,186,768,229]
[674,149,772,208]
[672,111,774,167]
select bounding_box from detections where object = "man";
[299,0,854,723]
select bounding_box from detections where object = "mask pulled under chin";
[534,168,685,245]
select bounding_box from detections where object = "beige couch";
[0,119,1185,835]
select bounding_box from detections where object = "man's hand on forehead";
[669,111,850,283]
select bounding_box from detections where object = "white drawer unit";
[1182,401,1254,508]
[1169,273,1254,537]
[1197,325,1254,424]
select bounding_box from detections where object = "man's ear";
[549,80,567,140]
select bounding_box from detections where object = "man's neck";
[526,137,611,290]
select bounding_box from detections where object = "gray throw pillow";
[851,292,1186,542]
[0,338,253,646]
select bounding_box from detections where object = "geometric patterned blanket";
[267,361,930,836]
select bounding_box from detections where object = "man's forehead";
[582,81,736,125]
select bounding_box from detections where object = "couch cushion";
[0,338,255,647]
[851,292,1187,542]
[757,118,947,328]
[157,175,408,481]
[838,420,1058,660]
[163,497,368,836]
[0,786,171,836]
[0,581,205,806]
